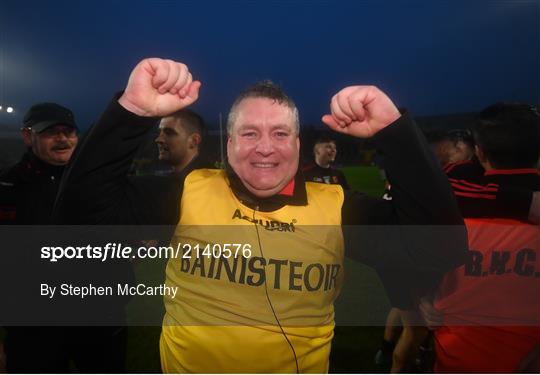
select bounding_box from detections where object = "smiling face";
[314,141,337,167]
[227,97,300,198]
[22,125,78,166]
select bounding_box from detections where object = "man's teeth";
[252,163,277,168]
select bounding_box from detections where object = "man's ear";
[189,133,201,149]
[475,145,487,163]
[21,128,33,148]
[226,136,232,158]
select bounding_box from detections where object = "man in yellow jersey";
[56,58,466,372]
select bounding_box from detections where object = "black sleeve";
[342,113,467,273]
[337,169,350,190]
[0,169,17,225]
[54,97,182,225]
[375,267,441,310]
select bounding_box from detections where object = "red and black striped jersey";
[443,159,485,180]
[450,167,539,219]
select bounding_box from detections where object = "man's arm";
[55,59,200,224]
[323,86,467,272]
[336,169,350,190]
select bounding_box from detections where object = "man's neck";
[224,163,308,212]
[315,159,330,169]
[172,151,198,173]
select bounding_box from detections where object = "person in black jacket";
[54,58,467,372]
[0,103,78,225]
[0,104,130,373]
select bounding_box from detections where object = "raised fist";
[118,58,201,117]
[322,85,401,138]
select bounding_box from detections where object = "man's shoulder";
[305,180,344,195]
[0,162,23,222]
[0,160,25,184]
[445,160,484,180]
[0,167,19,195]
[184,168,226,187]
[332,167,346,177]
[459,169,540,189]
[302,163,319,176]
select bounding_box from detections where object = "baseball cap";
[23,103,78,133]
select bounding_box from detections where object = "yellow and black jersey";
[161,169,344,372]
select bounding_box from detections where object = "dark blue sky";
[0,0,539,130]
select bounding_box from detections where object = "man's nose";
[255,134,274,156]
[55,132,69,141]
[155,133,164,144]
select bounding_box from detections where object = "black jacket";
[0,151,65,225]
[0,151,133,325]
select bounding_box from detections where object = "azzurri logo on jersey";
[231,209,296,232]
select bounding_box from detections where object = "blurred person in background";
[303,136,349,189]
[0,103,78,224]
[155,109,206,175]
[421,102,540,372]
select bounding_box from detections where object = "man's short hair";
[169,109,205,136]
[473,103,540,169]
[447,129,475,150]
[226,80,300,135]
[313,137,336,152]
[424,129,451,145]
[314,136,336,146]
[425,129,475,150]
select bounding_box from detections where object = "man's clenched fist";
[322,85,401,138]
[118,58,201,117]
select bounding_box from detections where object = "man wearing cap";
[0,102,78,224]
[0,103,79,372]
[1,103,135,373]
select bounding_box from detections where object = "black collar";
[225,162,308,212]
[15,151,65,182]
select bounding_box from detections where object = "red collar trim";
[484,168,540,176]
[278,179,295,196]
